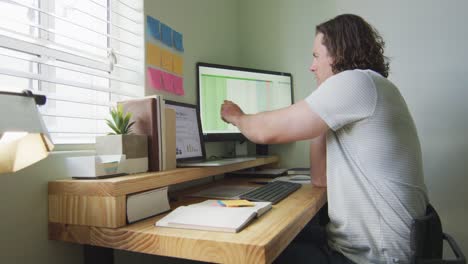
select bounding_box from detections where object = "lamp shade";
[0,92,54,174]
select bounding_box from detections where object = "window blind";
[0,0,144,144]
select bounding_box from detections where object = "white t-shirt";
[306,69,428,264]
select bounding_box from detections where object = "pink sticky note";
[161,71,174,92]
[173,75,184,95]
[147,68,163,90]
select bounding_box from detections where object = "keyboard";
[240,181,302,204]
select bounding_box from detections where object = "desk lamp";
[0,90,54,174]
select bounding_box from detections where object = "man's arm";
[221,100,329,144]
[310,134,327,187]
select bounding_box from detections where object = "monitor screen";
[197,62,293,142]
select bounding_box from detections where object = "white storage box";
[64,155,125,178]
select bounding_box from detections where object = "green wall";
[0,151,89,264]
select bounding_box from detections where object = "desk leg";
[83,245,114,264]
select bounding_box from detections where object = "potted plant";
[106,104,136,135]
[95,104,148,173]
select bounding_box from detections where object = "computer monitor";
[197,62,293,142]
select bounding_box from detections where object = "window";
[0,0,144,144]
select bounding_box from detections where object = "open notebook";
[164,100,256,167]
[155,200,272,233]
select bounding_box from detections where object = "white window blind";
[0,0,144,144]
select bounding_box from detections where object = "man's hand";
[220,100,244,126]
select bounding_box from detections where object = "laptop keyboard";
[240,181,301,204]
[177,157,257,167]
[200,157,256,165]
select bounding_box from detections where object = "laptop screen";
[164,100,206,161]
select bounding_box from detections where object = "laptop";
[164,100,256,167]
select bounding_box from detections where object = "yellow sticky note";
[146,42,161,67]
[220,200,255,207]
[172,54,183,75]
[161,48,173,72]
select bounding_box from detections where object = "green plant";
[106,104,135,135]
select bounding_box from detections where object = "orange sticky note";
[161,48,173,72]
[172,54,183,75]
[146,43,161,67]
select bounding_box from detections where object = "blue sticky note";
[173,30,184,52]
[147,16,161,40]
[161,23,173,47]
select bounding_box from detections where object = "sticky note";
[173,75,184,95]
[160,49,173,72]
[219,200,255,207]
[146,43,161,67]
[172,54,183,75]
[146,16,161,40]
[172,30,184,52]
[161,23,172,47]
[147,68,163,90]
[161,71,174,92]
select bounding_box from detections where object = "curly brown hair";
[316,14,390,77]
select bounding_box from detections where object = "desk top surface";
[49,177,327,264]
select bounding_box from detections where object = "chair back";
[410,204,443,262]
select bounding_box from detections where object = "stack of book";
[127,186,171,223]
[120,95,176,172]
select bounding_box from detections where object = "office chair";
[410,204,466,264]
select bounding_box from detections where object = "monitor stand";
[235,142,269,156]
[256,144,269,156]
[235,141,248,156]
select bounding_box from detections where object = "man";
[221,14,428,263]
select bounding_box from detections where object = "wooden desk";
[48,156,327,264]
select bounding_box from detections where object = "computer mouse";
[289,175,311,181]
